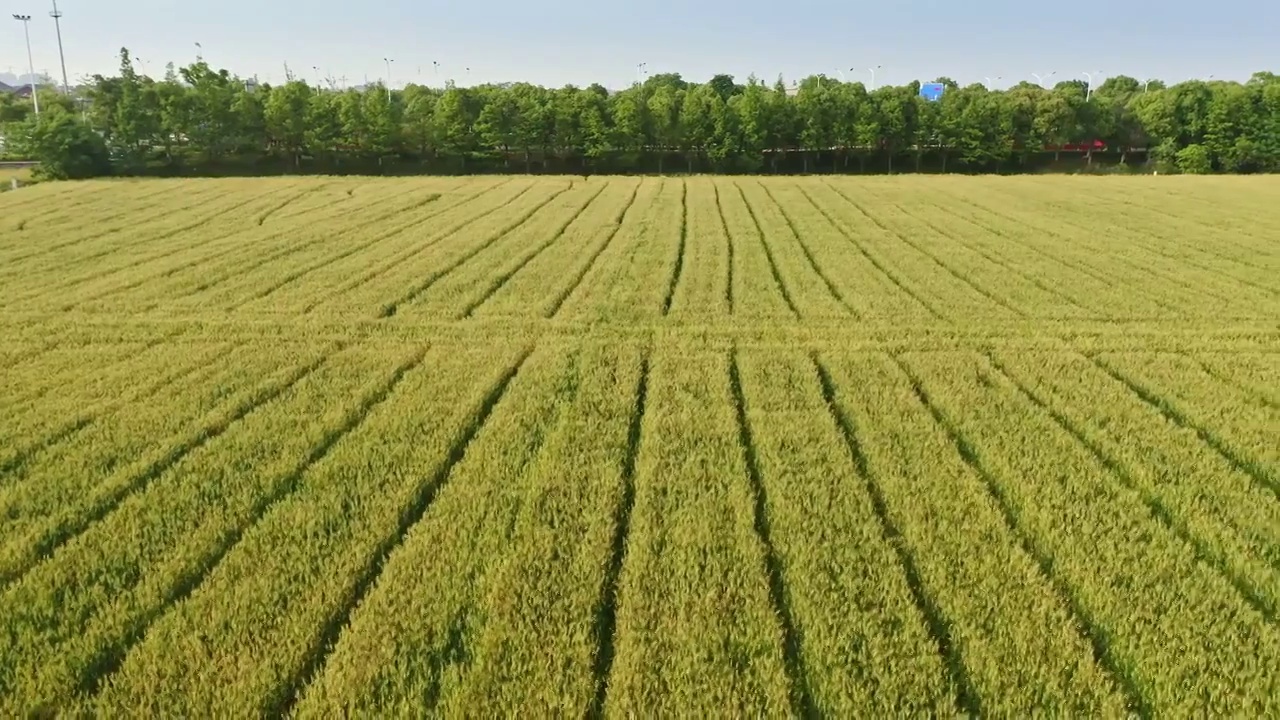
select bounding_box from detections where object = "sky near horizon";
[2,0,1276,90]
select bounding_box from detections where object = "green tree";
[731,78,771,172]
[610,85,648,169]
[435,85,477,170]
[304,91,345,165]
[511,83,552,172]
[362,84,400,162]
[400,85,439,161]
[475,85,519,164]
[1175,143,1213,173]
[15,108,112,179]
[265,81,315,167]
[707,74,741,103]
[679,83,722,172]
[647,85,682,173]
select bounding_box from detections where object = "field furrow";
[289,343,589,714]
[901,350,1280,714]
[88,341,532,714]
[818,350,1126,715]
[602,345,793,716]
[1,174,1277,714]
[0,341,412,711]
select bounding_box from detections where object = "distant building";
[1,82,46,98]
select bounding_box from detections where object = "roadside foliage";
[0,175,1277,716]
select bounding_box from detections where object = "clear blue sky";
[3,0,1276,89]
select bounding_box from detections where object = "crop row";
[9,177,1275,325]
[0,335,1276,713]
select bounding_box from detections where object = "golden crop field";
[1,174,1278,716]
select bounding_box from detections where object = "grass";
[0,174,1278,716]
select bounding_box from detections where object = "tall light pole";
[195,41,203,61]
[432,60,440,84]
[1082,71,1100,101]
[868,64,882,90]
[13,15,40,117]
[984,76,1002,90]
[636,62,647,84]
[1031,71,1055,89]
[836,68,846,82]
[49,0,69,94]
[384,57,394,101]
[312,65,322,88]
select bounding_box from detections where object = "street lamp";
[1031,71,1055,89]
[636,62,647,84]
[868,64,882,90]
[984,76,1002,90]
[49,0,69,95]
[195,41,203,61]
[13,14,41,116]
[384,57,394,101]
[1082,70,1100,101]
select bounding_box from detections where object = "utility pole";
[13,15,40,117]
[49,0,69,94]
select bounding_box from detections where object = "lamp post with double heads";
[868,64,882,90]
[1031,71,1055,89]
[12,14,40,117]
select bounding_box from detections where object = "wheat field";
[1,175,1277,716]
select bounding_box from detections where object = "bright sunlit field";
[1,174,1278,716]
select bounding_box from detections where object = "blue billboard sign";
[920,83,945,102]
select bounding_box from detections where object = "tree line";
[4,49,1279,179]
